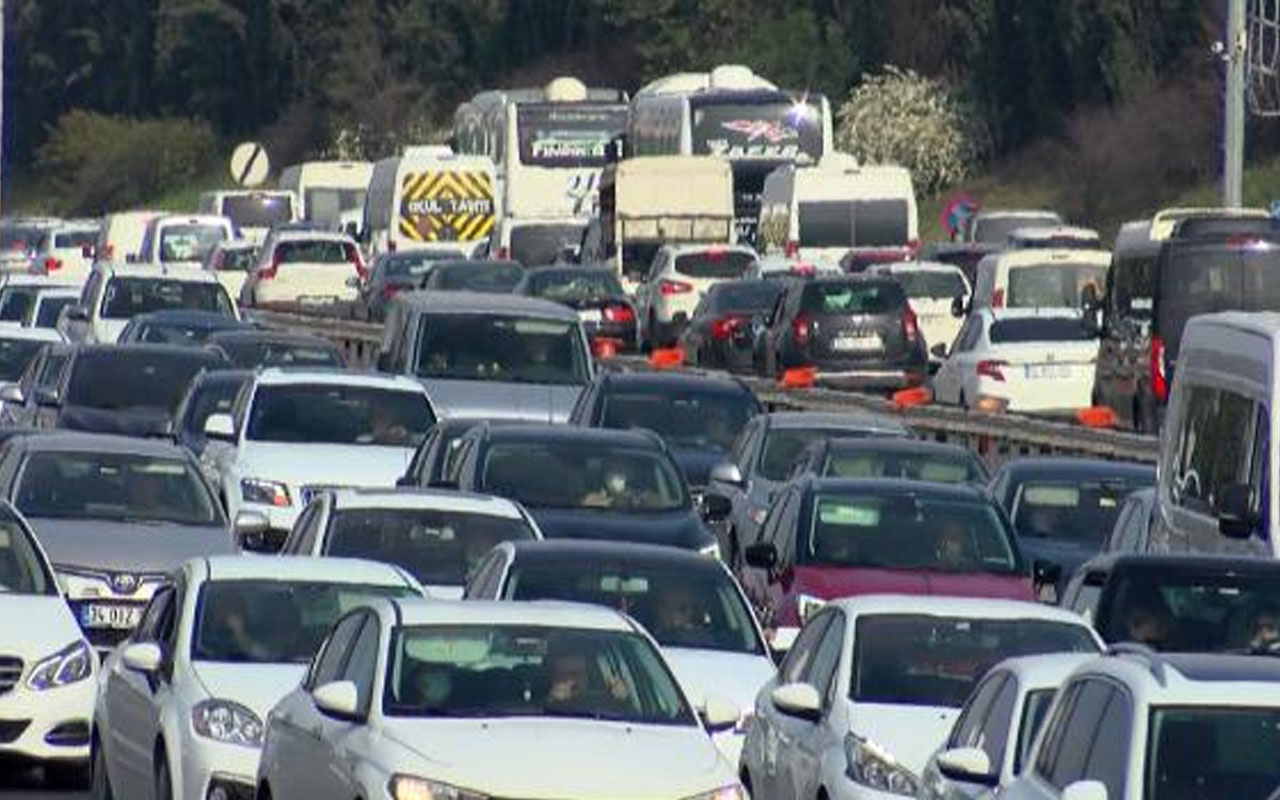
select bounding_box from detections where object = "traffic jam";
[1,67,1279,800]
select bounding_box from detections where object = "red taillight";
[346,244,367,279]
[659,279,693,297]
[260,251,281,280]
[976,359,1008,381]
[902,305,920,341]
[792,313,814,346]
[497,246,510,260]
[382,285,404,300]
[602,304,634,323]
[1151,336,1169,402]
[992,288,1005,308]
[785,240,800,258]
[43,257,62,273]
[711,314,749,340]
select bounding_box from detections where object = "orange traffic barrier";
[892,386,933,409]
[592,337,621,360]
[779,366,817,389]
[1077,406,1119,429]
[648,347,685,369]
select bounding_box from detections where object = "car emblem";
[110,573,139,594]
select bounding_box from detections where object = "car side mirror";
[1216,482,1258,539]
[64,305,89,323]
[700,492,732,523]
[950,295,967,318]
[233,511,272,552]
[81,244,95,259]
[33,387,58,408]
[699,695,740,734]
[312,680,362,722]
[936,747,998,787]
[770,682,822,722]
[1033,558,1063,587]
[0,384,23,405]
[744,542,778,569]
[930,342,949,359]
[121,642,163,674]
[1061,780,1109,800]
[709,461,745,488]
[204,413,236,441]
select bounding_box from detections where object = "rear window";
[221,194,294,229]
[101,278,235,319]
[34,296,75,329]
[1157,241,1280,350]
[801,281,904,315]
[0,287,36,322]
[1109,253,1157,321]
[54,230,97,249]
[246,384,435,446]
[158,224,227,263]
[66,352,222,412]
[432,262,523,292]
[216,338,343,369]
[600,390,759,454]
[798,200,909,248]
[274,240,354,266]
[823,447,986,484]
[890,270,967,299]
[674,251,754,280]
[972,214,1061,244]
[215,248,259,272]
[510,224,585,268]
[414,314,589,386]
[989,318,1092,343]
[711,281,782,312]
[1005,263,1107,308]
[0,338,48,381]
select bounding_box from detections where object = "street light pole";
[1225,0,1247,207]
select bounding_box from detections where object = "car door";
[936,315,982,405]
[783,610,847,800]
[738,488,795,627]
[713,419,760,556]
[752,612,832,800]
[314,613,382,800]
[1016,679,1111,799]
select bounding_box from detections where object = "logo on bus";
[719,120,798,144]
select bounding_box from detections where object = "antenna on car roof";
[1106,642,1168,686]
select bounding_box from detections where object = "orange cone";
[892,386,933,409]
[780,367,817,389]
[649,347,685,369]
[1077,406,1118,429]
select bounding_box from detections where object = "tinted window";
[221,195,294,228]
[383,252,454,278]
[0,338,49,381]
[0,518,55,595]
[973,215,1061,244]
[273,239,353,265]
[989,318,1092,343]
[1157,242,1280,349]
[1016,688,1058,773]
[1147,706,1280,800]
[304,188,365,226]
[215,338,344,369]
[798,201,854,248]
[34,296,75,328]
[430,262,523,292]
[710,281,783,312]
[414,314,589,386]
[213,248,258,273]
[516,104,627,168]
[101,277,234,318]
[1043,681,1111,788]
[691,100,825,160]
[1012,476,1154,544]
[1168,385,1264,527]
[821,445,986,484]
[131,319,241,346]
[246,384,434,446]
[158,224,227,263]
[673,251,754,280]
[0,287,35,322]
[0,225,45,253]
[510,225,585,268]
[181,376,250,437]
[65,351,223,412]
[890,270,967,299]
[758,427,891,481]
[481,441,687,512]
[1006,264,1107,308]
[601,389,758,454]
[1110,253,1156,320]
[801,281,904,315]
[525,270,623,303]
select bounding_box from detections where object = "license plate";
[578,309,603,323]
[1024,364,1073,379]
[832,335,881,352]
[80,604,143,630]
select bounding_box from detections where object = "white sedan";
[0,502,96,787]
[931,309,1099,415]
[91,555,423,800]
[865,261,970,365]
[258,598,746,800]
[740,595,1101,800]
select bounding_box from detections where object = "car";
[969,248,1110,313]
[0,328,63,392]
[204,329,346,369]
[679,279,785,371]
[513,265,637,350]
[25,286,79,330]
[1001,649,1280,800]
[59,263,239,345]
[740,595,1101,800]
[0,218,60,273]
[706,411,910,563]
[376,291,594,422]
[201,368,437,550]
[420,259,525,293]
[1099,487,1156,555]
[738,477,1045,641]
[356,250,458,322]
[27,221,99,281]
[255,598,746,800]
[280,487,543,597]
[988,457,1155,600]
[960,209,1065,245]
[489,216,587,267]
[92,555,423,800]
[931,309,1100,416]
[447,423,726,553]
[136,214,238,269]
[0,502,97,787]
[0,275,79,326]
[634,243,758,349]
[919,653,1097,800]
[200,239,259,301]
[0,431,234,650]
[94,210,160,264]
[240,230,366,309]
[1004,225,1102,251]
[865,261,971,365]
[171,368,253,457]
[1059,553,1280,653]
[787,437,988,485]
[754,275,929,390]
[115,309,250,346]
[27,343,229,437]
[570,371,762,489]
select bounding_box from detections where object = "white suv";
[58,263,238,344]
[634,244,757,349]
[240,230,365,309]
[1001,647,1280,800]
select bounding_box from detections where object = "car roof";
[505,539,725,571]
[154,214,232,227]
[660,243,756,257]
[392,290,579,320]
[0,327,64,343]
[523,264,615,276]
[1,275,79,288]
[268,230,353,244]
[829,594,1094,626]
[18,430,195,457]
[190,368,253,385]
[128,309,246,324]
[1078,551,1280,576]
[207,329,335,347]
[252,367,425,391]
[97,264,222,282]
[820,437,975,458]
[801,476,991,501]
[392,597,637,631]
[200,554,413,586]
[980,307,1085,321]
[994,457,1154,482]
[991,652,1100,688]
[330,487,523,518]
[1082,651,1280,702]
[762,411,909,434]
[596,370,754,396]
[479,423,663,448]
[75,342,225,361]
[872,260,965,275]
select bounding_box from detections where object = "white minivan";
[199,190,297,244]
[970,248,1111,311]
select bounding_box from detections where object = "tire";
[90,733,113,800]
[45,760,90,790]
[154,750,173,800]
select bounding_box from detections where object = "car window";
[1005,264,1107,309]
[1041,680,1111,789]
[1147,705,1280,800]
[283,502,320,554]
[480,441,687,512]
[949,671,1008,749]
[600,390,758,455]
[0,338,51,382]
[246,384,434,447]
[307,612,365,689]
[100,277,234,319]
[0,518,55,595]
[158,224,227,263]
[65,351,223,413]
[1011,475,1153,545]
[132,586,175,644]
[414,313,589,386]
[803,611,845,704]
[780,611,834,686]
[339,615,381,714]
[1081,687,1130,798]
[1015,688,1057,774]
[975,673,1019,770]
[801,281,904,315]
[464,551,506,599]
[508,224,586,268]
[821,445,986,484]
[673,251,754,279]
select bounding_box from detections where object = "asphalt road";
[0,765,87,799]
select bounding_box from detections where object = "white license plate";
[578,309,603,323]
[1024,364,1073,379]
[80,604,143,630]
[832,335,881,352]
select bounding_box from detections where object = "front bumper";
[177,726,260,800]
[0,672,94,763]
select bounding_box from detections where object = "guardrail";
[246,308,1160,467]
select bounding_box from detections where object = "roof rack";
[1106,642,1168,686]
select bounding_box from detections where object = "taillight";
[711,314,749,340]
[992,288,1005,308]
[260,251,281,280]
[497,246,510,260]
[792,313,814,346]
[1151,336,1169,402]
[659,279,693,296]
[907,238,921,255]
[346,244,367,279]
[785,240,800,258]
[381,285,404,300]
[602,304,634,323]
[902,305,920,341]
[43,257,62,273]
[976,359,1007,381]
[102,244,114,261]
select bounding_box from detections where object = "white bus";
[278,160,374,229]
[453,77,628,219]
[627,64,834,245]
[362,147,498,257]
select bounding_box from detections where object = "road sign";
[230,141,270,188]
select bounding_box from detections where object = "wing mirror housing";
[1216,482,1259,539]
[699,695,741,734]
[233,511,272,553]
[770,682,822,722]
[700,493,732,522]
[121,642,163,674]
[929,342,949,360]
[709,461,745,488]
[0,384,23,405]
[312,680,362,721]
[744,542,778,570]
[203,413,236,441]
[936,747,998,787]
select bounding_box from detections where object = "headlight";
[27,640,93,690]
[389,776,488,800]
[845,733,920,797]
[191,699,264,747]
[682,785,747,800]
[698,541,722,560]
[240,478,291,507]
[796,593,826,623]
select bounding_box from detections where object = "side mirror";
[744,542,778,570]
[233,511,272,552]
[1033,558,1063,587]
[709,461,745,488]
[204,413,236,441]
[65,305,89,323]
[930,342,949,359]
[1216,482,1258,539]
[81,244,95,259]
[936,747,998,787]
[0,384,23,405]
[700,695,740,734]
[33,387,58,408]
[770,682,822,722]
[950,295,967,318]
[700,493,732,522]
[1061,780,1109,800]
[121,642,163,674]
[768,626,800,661]
[311,680,362,721]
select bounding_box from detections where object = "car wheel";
[90,733,114,800]
[154,749,174,800]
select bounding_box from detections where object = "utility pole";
[1225,0,1247,207]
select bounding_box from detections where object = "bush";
[37,111,219,215]
[835,66,990,196]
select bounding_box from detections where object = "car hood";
[191,661,307,721]
[0,594,87,658]
[381,717,732,800]
[793,565,1036,602]
[420,379,583,424]
[237,442,414,487]
[30,517,235,572]
[527,507,713,550]
[663,648,776,712]
[849,702,960,776]
[57,404,172,437]
[670,448,728,488]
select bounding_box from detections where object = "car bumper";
[178,727,260,800]
[814,368,926,391]
[0,676,95,763]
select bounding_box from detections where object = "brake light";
[1151,336,1169,402]
[260,251,281,280]
[992,288,1005,308]
[792,313,814,346]
[381,285,404,300]
[346,244,367,279]
[711,314,749,340]
[602,304,634,323]
[902,305,920,341]
[976,359,1007,381]
[659,279,693,296]
[785,240,800,258]
[43,257,62,273]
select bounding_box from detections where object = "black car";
[205,329,346,369]
[421,259,523,293]
[358,250,461,322]
[754,275,927,390]
[513,266,636,348]
[446,423,727,552]
[789,437,988,485]
[171,368,253,455]
[116,309,251,346]
[1061,554,1280,653]
[680,280,784,372]
[569,371,762,489]
[397,418,524,489]
[989,457,1155,598]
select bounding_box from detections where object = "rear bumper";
[815,368,926,391]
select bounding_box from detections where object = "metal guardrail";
[246,308,1160,467]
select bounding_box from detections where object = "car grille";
[0,657,22,696]
[0,719,29,744]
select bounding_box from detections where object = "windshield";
[432,262,523,292]
[326,508,536,586]
[65,352,221,412]
[510,224,586,268]
[1157,243,1280,356]
[712,281,782,312]
[759,427,894,481]
[192,580,411,663]
[246,384,434,447]
[821,446,985,484]
[891,270,967,299]
[850,614,1097,707]
[1147,706,1280,800]
[973,215,1061,244]
[158,224,227,263]
[691,100,825,160]
[507,563,764,655]
[481,442,687,512]
[181,377,249,437]
[526,270,623,303]
[221,195,293,229]
[0,225,44,254]
[799,200,910,248]
[601,391,757,454]
[802,281,904,315]
[15,451,220,525]
[131,319,240,346]
[0,338,48,381]
[101,277,234,319]
[414,313,589,386]
[516,104,627,168]
[0,287,36,322]
[304,188,366,226]
[35,296,75,329]
[216,338,343,369]
[989,318,1092,343]
[1018,689,1057,772]
[1110,253,1156,321]
[0,519,55,595]
[384,624,695,724]
[674,251,754,280]
[1005,263,1107,308]
[53,230,97,249]
[1012,477,1153,544]
[805,492,1021,574]
[383,253,452,279]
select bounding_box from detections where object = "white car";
[0,275,79,328]
[257,598,746,800]
[634,244,758,349]
[866,261,971,362]
[240,230,365,309]
[745,255,843,281]
[26,286,80,330]
[931,309,1099,415]
[201,368,438,545]
[29,222,100,281]
[137,214,238,269]
[92,555,423,800]
[1002,649,1280,800]
[740,595,1101,800]
[918,653,1095,800]
[95,210,161,265]
[279,487,543,598]
[0,502,96,786]
[58,263,239,344]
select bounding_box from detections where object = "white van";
[971,248,1110,311]
[96,210,161,264]
[488,216,587,266]
[758,161,917,263]
[198,190,297,244]
[1154,311,1278,557]
[363,148,498,258]
[277,160,373,228]
[138,215,238,269]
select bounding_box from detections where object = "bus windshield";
[691,100,825,160]
[517,105,627,168]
